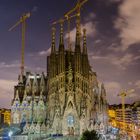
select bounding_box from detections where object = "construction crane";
[52,14,77,50]
[9,13,30,78]
[64,0,88,49]
[118,89,135,132]
[52,0,88,25]
[52,0,88,50]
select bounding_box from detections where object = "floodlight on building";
[8,131,13,137]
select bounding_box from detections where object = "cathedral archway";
[67,114,74,135]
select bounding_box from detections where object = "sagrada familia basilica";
[11,14,108,136]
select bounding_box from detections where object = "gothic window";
[67,115,74,126]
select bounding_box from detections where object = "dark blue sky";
[0,0,140,108]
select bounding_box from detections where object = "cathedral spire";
[51,27,56,54]
[58,20,65,74]
[40,72,45,93]
[75,16,81,53]
[60,21,64,45]
[50,28,57,77]
[23,90,27,100]
[83,28,87,54]
[39,91,43,101]
[19,75,23,84]
[82,28,89,76]
[15,90,19,101]
[32,74,38,95]
[25,74,31,94]
[101,83,106,97]
[59,21,64,52]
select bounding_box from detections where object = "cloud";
[92,55,107,60]
[0,61,19,69]
[29,48,51,57]
[105,81,139,104]
[95,39,102,44]
[135,80,140,89]
[38,47,51,56]
[105,81,121,93]
[65,12,96,43]
[115,0,140,51]
[92,53,140,70]
[32,6,38,12]
[0,79,16,108]
[84,12,96,21]
[128,81,133,85]
[105,81,122,104]
[65,21,96,43]
[111,53,138,70]
[108,43,120,52]
[0,61,20,80]
[128,93,137,98]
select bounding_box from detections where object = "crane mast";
[21,16,26,77]
[118,89,135,132]
[9,13,30,80]
[75,0,88,34]
[118,91,127,132]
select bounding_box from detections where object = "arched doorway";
[67,115,74,135]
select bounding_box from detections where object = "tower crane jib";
[52,0,88,50]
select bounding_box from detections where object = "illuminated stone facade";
[0,108,11,126]
[11,73,47,129]
[11,24,108,135]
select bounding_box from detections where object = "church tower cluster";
[11,20,108,135]
[11,73,47,130]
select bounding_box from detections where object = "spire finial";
[60,19,64,45]
[76,18,80,36]
[59,19,64,52]
[83,28,87,54]
[83,28,86,43]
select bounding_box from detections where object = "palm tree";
[81,130,99,140]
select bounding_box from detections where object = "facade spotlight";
[8,131,13,137]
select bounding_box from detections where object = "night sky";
[0,0,140,108]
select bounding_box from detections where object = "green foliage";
[80,130,99,140]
